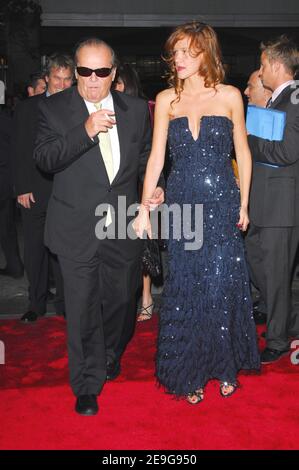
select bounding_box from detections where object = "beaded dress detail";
[156,116,260,396]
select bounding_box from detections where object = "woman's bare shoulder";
[155,88,177,114]
[156,87,176,103]
[217,84,242,100]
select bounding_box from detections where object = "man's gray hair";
[74,38,117,67]
[46,53,75,77]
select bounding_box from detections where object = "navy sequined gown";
[156,116,260,396]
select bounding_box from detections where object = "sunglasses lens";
[95,68,112,77]
[77,67,112,78]
[77,67,92,77]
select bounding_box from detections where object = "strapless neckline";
[169,115,233,142]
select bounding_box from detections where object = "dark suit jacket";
[34,87,156,262]
[248,85,299,227]
[12,93,53,204]
[0,109,13,201]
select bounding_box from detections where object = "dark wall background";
[1,0,299,100]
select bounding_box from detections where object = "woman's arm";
[140,90,170,206]
[229,87,252,231]
[133,90,171,238]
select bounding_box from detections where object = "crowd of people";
[0,21,298,415]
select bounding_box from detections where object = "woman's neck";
[183,74,206,94]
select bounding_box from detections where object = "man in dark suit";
[34,38,164,415]
[13,54,74,322]
[0,108,23,278]
[246,36,299,364]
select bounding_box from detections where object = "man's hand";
[146,187,165,211]
[17,192,35,209]
[85,108,116,139]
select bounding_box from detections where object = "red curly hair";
[164,21,225,104]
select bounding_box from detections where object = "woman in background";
[113,63,156,322]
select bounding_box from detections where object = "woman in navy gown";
[133,21,260,404]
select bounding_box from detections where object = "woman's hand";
[147,187,165,210]
[132,204,152,239]
[237,206,249,232]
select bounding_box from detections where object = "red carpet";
[0,315,299,450]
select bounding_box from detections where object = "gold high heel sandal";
[219,381,239,398]
[186,389,204,405]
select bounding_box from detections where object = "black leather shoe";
[20,311,39,323]
[75,394,98,416]
[253,310,267,325]
[0,267,24,279]
[261,348,289,364]
[106,360,121,381]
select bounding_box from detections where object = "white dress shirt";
[84,92,120,182]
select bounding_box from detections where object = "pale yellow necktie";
[94,102,114,182]
[94,102,114,226]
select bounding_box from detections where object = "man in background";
[247,36,299,364]
[27,72,47,97]
[0,107,23,279]
[244,70,272,325]
[245,69,272,108]
[13,53,74,323]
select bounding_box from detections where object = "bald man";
[244,70,272,107]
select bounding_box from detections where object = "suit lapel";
[68,88,131,185]
[69,86,90,124]
[69,87,110,183]
[270,85,293,109]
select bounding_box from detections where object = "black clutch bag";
[141,238,162,278]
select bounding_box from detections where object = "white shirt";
[84,92,120,182]
[271,80,296,104]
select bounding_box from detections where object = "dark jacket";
[0,109,13,201]
[34,87,161,261]
[248,85,299,227]
[12,93,53,204]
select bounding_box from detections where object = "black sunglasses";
[76,66,113,78]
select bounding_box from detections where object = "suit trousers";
[0,198,23,275]
[20,200,64,315]
[245,223,299,350]
[58,237,142,397]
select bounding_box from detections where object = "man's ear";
[112,67,117,81]
[27,86,34,97]
[272,61,281,74]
